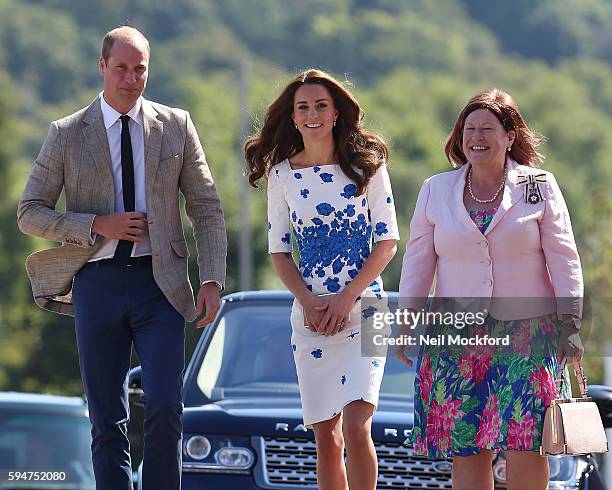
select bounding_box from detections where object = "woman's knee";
[314,418,344,456]
[342,402,373,447]
[504,450,549,484]
[452,451,494,489]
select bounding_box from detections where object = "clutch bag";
[302,293,337,327]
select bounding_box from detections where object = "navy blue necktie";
[113,115,135,262]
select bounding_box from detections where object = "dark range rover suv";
[129,291,611,489]
[0,392,96,490]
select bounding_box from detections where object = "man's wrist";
[201,280,222,292]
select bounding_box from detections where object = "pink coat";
[399,159,583,320]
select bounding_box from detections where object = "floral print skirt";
[405,313,569,458]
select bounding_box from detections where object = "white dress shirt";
[89,93,152,261]
[88,94,221,291]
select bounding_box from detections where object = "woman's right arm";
[396,178,438,364]
[539,172,584,364]
[399,178,437,305]
[270,253,327,329]
[266,170,325,330]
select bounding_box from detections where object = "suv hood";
[183,396,413,442]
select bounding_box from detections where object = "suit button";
[480,240,489,247]
[481,259,492,266]
[483,279,493,286]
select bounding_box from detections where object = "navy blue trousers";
[73,259,185,490]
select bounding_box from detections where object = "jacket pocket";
[158,154,182,181]
[160,153,181,164]
[170,239,190,258]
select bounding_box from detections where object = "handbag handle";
[574,363,589,398]
[556,359,589,399]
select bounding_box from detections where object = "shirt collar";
[99,92,144,129]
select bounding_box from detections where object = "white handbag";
[540,363,608,456]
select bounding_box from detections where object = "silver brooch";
[517,173,546,204]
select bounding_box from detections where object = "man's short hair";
[101,26,150,64]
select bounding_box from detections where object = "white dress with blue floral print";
[268,159,400,427]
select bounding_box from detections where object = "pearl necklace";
[467,165,507,204]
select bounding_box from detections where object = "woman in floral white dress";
[245,69,399,490]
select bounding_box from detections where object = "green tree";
[0,72,54,390]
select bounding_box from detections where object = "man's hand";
[196,282,221,329]
[92,212,148,242]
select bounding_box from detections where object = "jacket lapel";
[82,98,114,187]
[453,164,481,233]
[484,159,524,236]
[141,98,163,204]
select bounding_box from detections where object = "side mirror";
[128,366,145,408]
[588,384,612,428]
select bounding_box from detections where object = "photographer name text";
[373,334,511,347]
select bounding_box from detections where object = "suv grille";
[261,436,452,489]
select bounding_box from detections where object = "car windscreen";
[0,409,95,488]
[194,302,415,400]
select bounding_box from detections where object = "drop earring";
[333,120,337,127]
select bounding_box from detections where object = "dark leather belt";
[93,255,153,267]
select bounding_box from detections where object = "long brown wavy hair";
[244,69,388,195]
[445,88,545,167]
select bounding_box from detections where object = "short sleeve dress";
[267,159,400,427]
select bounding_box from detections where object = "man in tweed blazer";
[17,26,226,490]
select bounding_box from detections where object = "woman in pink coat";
[397,89,584,490]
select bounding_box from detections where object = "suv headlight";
[182,434,255,473]
[492,457,506,482]
[215,447,254,468]
[184,436,211,460]
[548,456,579,489]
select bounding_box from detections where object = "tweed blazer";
[17,97,227,321]
[399,159,583,320]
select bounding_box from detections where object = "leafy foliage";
[1,0,611,392]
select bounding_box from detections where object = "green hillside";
[0,0,610,392]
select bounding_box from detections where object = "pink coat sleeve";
[539,173,584,317]
[399,178,437,310]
